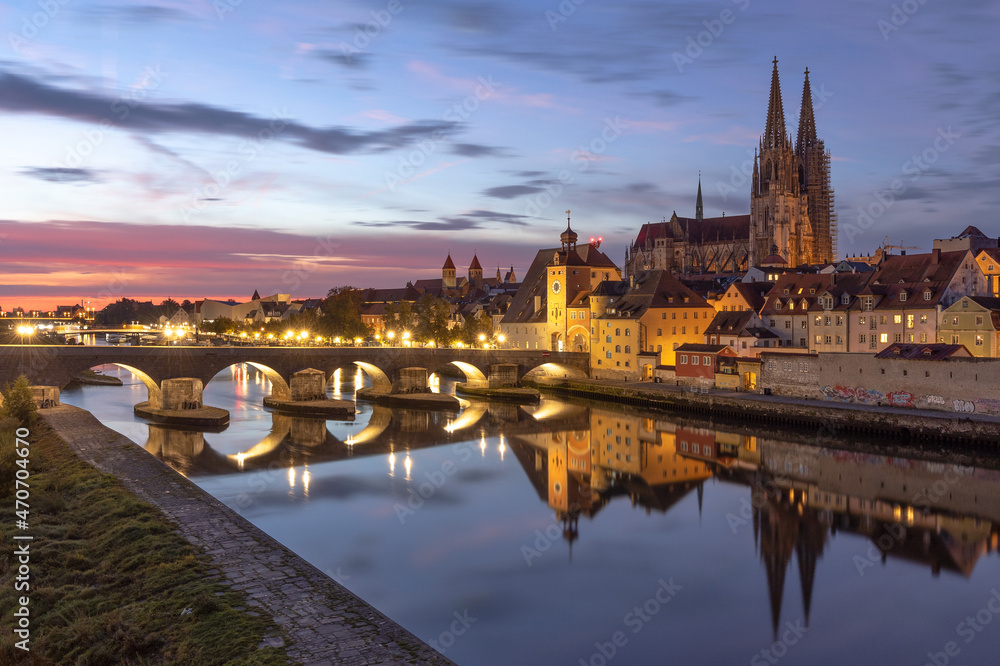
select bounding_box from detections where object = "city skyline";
[0,0,996,310]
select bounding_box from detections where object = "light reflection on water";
[59,363,1000,666]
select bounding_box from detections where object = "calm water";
[60,363,1000,666]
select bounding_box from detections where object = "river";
[59,362,1000,665]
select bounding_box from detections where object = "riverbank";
[36,405,453,665]
[526,377,1000,447]
[0,416,286,664]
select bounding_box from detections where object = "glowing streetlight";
[497,334,506,346]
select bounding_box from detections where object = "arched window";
[615,345,621,353]
[615,328,620,336]
[624,345,631,354]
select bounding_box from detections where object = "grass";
[0,418,290,665]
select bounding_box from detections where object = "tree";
[159,298,180,314]
[1,375,37,425]
[382,301,414,340]
[180,299,194,312]
[414,295,453,346]
[322,286,370,339]
[202,316,238,336]
[459,310,494,346]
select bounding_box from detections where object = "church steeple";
[763,57,787,149]
[695,173,704,222]
[796,68,818,152]
[560,210,578,252]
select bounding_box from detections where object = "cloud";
[21,167,100,183]
[87,4,193,23]
[0,70,459,156]
[315,49,373,70]
[482,185,543,199]
[354,209,529,231]
[451,142,508,157]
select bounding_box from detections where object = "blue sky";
[0,0,997,308]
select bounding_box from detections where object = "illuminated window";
[880,333,888,343]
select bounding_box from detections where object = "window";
[836,335,843,345]
[662,312,666,319]
[606,351,612,359]
[682,327,686,334]
[870,339,878,349]
[672,327,676,335]
[770,319,776,327]
[836,316,843,326]
[606,335,612,343]
[824,335,832,344]
[977,315,984,326]
[859,316,866,325]
[863,297,873,311]
[907,334,914,342]
[625,345,631,353]
[800,338,806,347]
[625,329,631,336]
[814,335,822,344]
[683,312,688,319]
[615,328,620,336]
[881,315,888,324]
[951,334,960,344]
[785,320,791,329]
[924,290,932,301]
[859,334,866,344]
[920,333,928,343]
[679,354,688,364]
[824,316,831,326]
[691,355,699,365]
[880,333,888,343]
[894,333,902,342]
[775,301,782,311]
[907,314,914,329]
[841,293,850,305]
[615,345,621,353]
[894,315,902,324]
[900,292,907,302]
[657,328,662,336]
[952,316,959,325]
[801,320,807,329]
[694,326,699,334]
[800,301,807,310]
[570,311,576,319]
[814,315,822,326]
[703,355,711,365]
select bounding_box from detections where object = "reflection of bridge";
[0,345,588,409]
[145,400,591,477]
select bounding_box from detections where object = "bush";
[1,375,38,426]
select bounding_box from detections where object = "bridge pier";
[393,367,429,394]
[488,364,519,389]
[161,378,205,410]
[30,386,60,409]
[289,369,327,401]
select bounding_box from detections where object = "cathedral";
[627,59,836,276]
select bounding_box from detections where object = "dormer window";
[810,289,816,295]
[783,288,790,295]
[862,297,873,311]
[841,293,850,305]
[801,301,807,310]
[899,292,907,302]
[923,290,932,300]
[775,300,782,311]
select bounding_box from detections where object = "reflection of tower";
[756,484,827,638]
[757,490,799,640]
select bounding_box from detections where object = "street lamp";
[497,334,506,348]
[402,331,410,347]
[387,331,395,346]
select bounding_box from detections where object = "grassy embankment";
[0,417,289,665]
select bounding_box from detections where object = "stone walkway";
[41,404,453,666]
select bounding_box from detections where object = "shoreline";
[38,404,453,665]
[526,378,1000,448]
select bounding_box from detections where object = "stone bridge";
[0,345,589,409]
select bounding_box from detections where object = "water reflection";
[61,363,1000,665]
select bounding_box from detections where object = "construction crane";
[882,237,919,255]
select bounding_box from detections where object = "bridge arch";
[445,361,488,388]
[353,361,392,394]
[96,363,162,409]
[522,362,588,381]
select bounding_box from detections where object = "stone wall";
[759,351,1000,417]
[489,364,519,388]
[30,386,60,408]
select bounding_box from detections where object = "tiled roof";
[874,343,970,360]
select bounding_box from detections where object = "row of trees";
[96,288,497,346]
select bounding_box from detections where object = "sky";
[0,0,997,311]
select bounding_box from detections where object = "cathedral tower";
[442,253,456,289]
[750,59,833,266]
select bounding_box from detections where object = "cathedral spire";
[763,57,787,149]
[695,172,704,222]
[796,67,818,152]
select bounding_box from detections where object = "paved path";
[41,404,453,666]
[540,376,1000,426]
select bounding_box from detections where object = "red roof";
[874,343,971,360]
[442,254,456,270]
[468,254,482,270]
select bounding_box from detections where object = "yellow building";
[590,270,716,380]
[500,215,621,351]
[938,296,1000,357]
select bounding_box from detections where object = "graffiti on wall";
[887,391,915,408]
[820,385,884,404]
[953,400,975,413]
